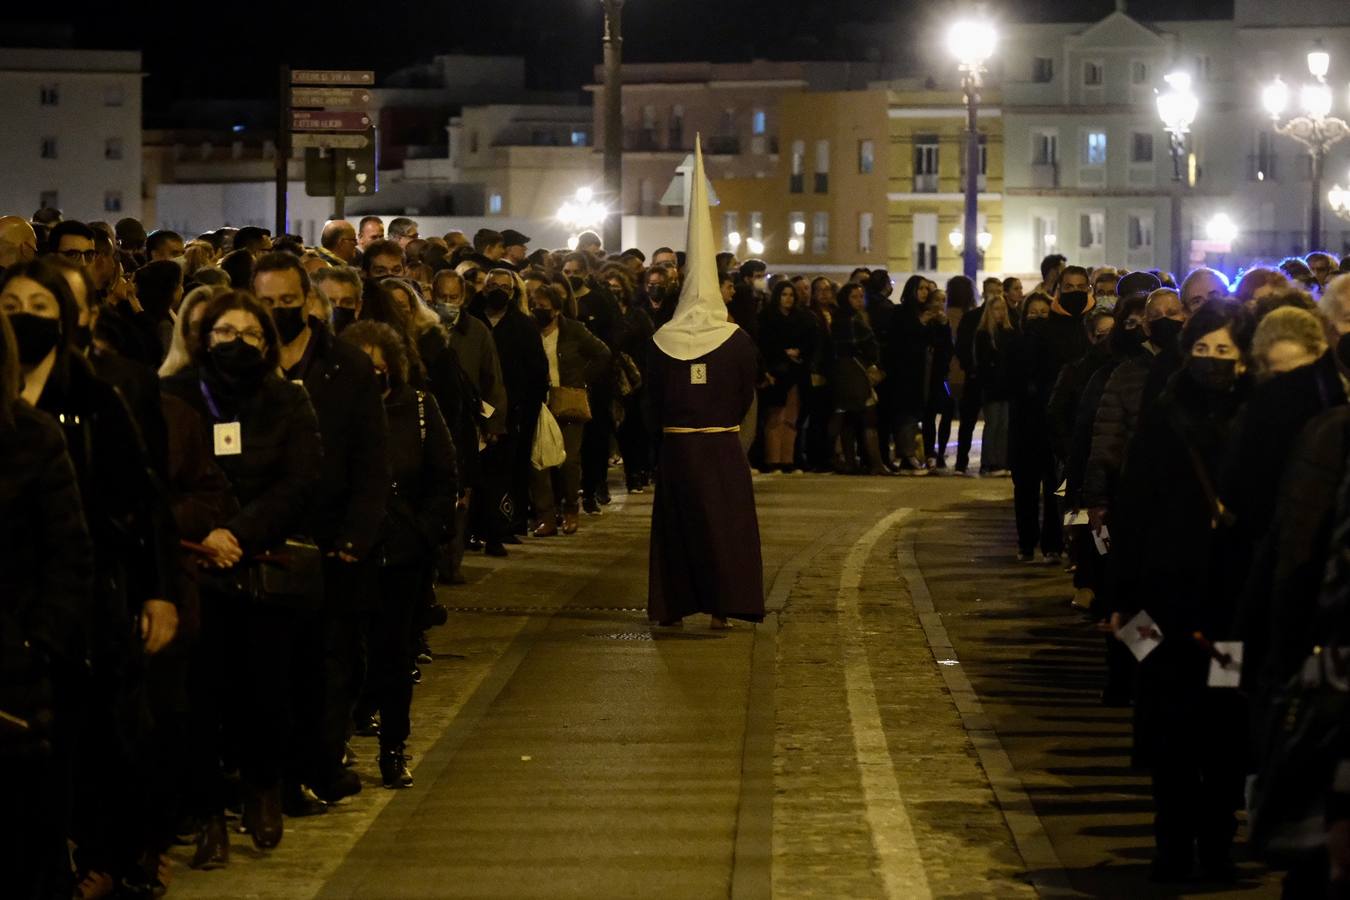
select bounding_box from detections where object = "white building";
[0,48,142,221]
[999,6,1350,275]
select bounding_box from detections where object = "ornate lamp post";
[1157,71,1198,278]
[947,19,996,281]
[1263,46,1350,250]
[601,0,624,253]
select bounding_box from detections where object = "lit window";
[752,109,766,136]
[749,212,763,242]
[789,141,805,193]
[570,131,588,146]
[812,212,829,255]
[859,212,874,253]
[1083,131,1107,166]
[858,140,875,174]
[787,212,805,255]
[488,193,503,214]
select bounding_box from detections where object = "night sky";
[5,0,1231,120]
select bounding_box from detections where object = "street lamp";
[727,230,742,251]
[601,0,625,253]
[1331,176,1350,222]
[1263,45,1350,249]
[745,237,765,256]
[558,187,609,244]
[1157,70,1199,278]
[948,19,997,281]
[1206,212,1238,244]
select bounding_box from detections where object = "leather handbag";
[253,537,325,611]
[548,385,592,424]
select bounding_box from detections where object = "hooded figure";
[646,138,764,627]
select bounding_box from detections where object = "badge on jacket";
[690,363,707,385]
[213,421,242,456]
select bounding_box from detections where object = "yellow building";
[712,90,890,274]
[885,88,1004,278]
[709,86,1004,279]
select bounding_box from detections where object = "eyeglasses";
[59,249,97,263]
[211,324,266,348]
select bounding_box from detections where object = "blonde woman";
[973,295,1014,475]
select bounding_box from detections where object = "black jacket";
[973,327,1014,402]
[378,385,458,568]
[1007,323,1062,457]
[1045,342,1113,462]
[831,311,881,413]
[576,285,623,350]
[38,353,178,653]
[887,303,927,417]
[1082,346,1176,509]
[162,367,322,555]
[548,317,611,390]
[1041,308,1090,375]
[287,324,389,559]
[954,304,983,379]
[479,305,549,431]
[757,306,816,407]
[0,402,92,668]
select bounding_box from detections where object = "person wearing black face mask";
[3,259,183,894]
[471,269,548,554]
[1041,265,1097,374]
[252,252,389,811]
[562,253,622,513]
[161,290,322,861]
[338,321,456,789]
[1106,301,1253,884]
[527,284,609,536]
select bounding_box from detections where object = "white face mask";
[753,277,768,292]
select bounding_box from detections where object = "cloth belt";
[662,426,741,434]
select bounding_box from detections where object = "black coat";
[287,324,389,559]
[1082,345,1180,509]
[1041,308,1090,374]
[1109,370,1247,767]
[1007,324,1062,458]
[920,320,954,412]
[162,368,322,555]
[886,303,927,417]
[549,317,611,390]
[38,353,178,663]
[757,306,815,407]
[1045,342,1113,462]
[1242,407,1350,687]
[830,312,880,413]
[378,385,458,568]
[0,402,92,669]
[576,286,623,350]
[480,305,550,432]
[954,304,983,379]
[973,328,1014,402]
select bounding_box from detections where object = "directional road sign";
[291,69,374,85]
[291,132,370,151]
[290,87,372,110]
[292,110,372,132]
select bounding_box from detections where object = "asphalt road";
[167,468,1284,899]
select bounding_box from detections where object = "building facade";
[1,49,142,221]
[999,8,1350,276]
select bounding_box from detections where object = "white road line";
[837,508,933,900]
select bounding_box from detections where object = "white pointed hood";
[652,136,740,361]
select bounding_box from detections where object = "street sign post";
[291,69,374,85]
[290,87,372,110]
[291,110,372,132]
[292,132,370,151]
[304,128,378,216]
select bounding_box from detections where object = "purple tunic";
[647,329,765,623]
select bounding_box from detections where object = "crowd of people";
[1,201,1348,897]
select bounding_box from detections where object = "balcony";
[912,172,939,193]
[624,128,667,152]
[1030,162,1060,188]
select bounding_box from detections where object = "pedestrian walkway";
[168,474,1281,899]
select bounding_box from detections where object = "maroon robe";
[647,328,765,622]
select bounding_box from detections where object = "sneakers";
[1042,552,1062,565]
[1016,551,1036,563]
[582,494,602,515]
[379,747,414,789]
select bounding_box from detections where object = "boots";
[380,746,413,789]
[244,782,283,850]
[862,428,891,476]
[190,815,230,870]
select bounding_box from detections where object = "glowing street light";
[557,186,609,244]
[1330,173,1350,221]
[727,230,742,251]
[745,237,765,256]
[1157,69,1200,277]
[948,18,997,280]
[1206,212,1238,245]
[1263,44,1350,248]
